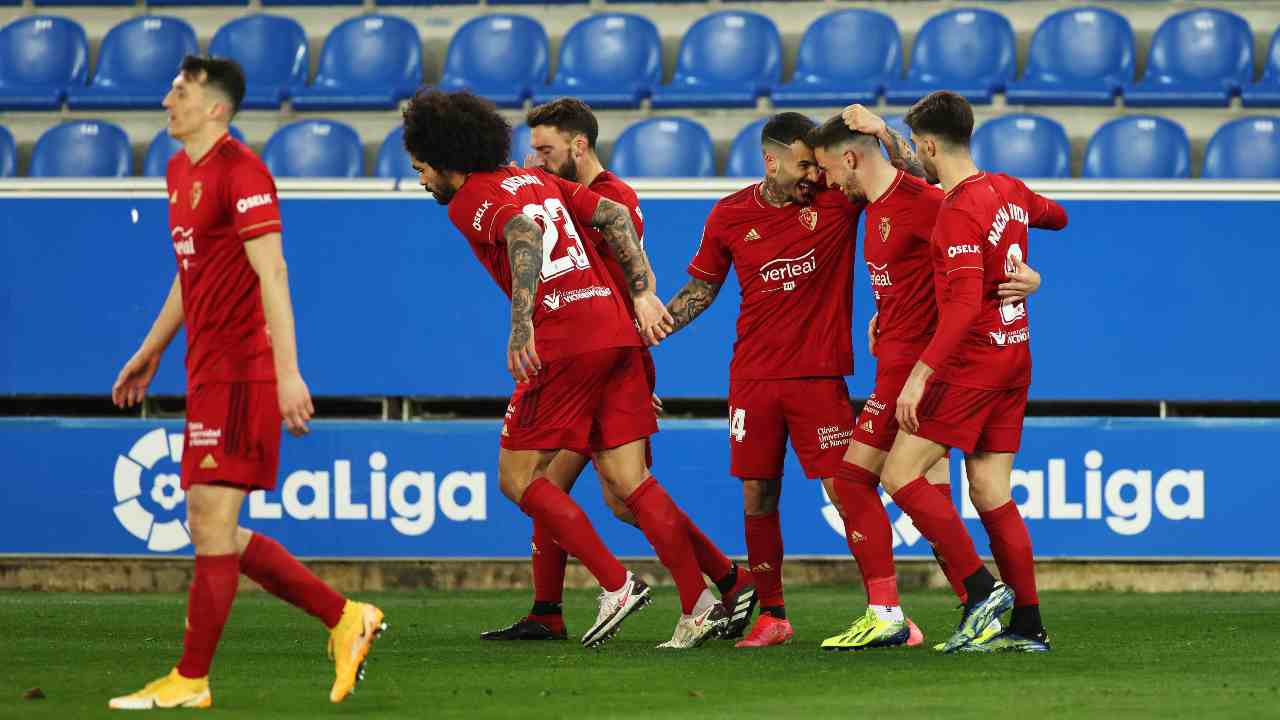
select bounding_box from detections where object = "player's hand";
[895,375,927,435]
[867,312,879,357]
[278,371,314,437]
[651,393,664,415]
[523,153,543,170]
[111,349,162,408]
[998,258,1041,305]
[508,321,541,382]
[633,291,675,345]
[842,104,887,138]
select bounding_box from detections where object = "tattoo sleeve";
[591,197,652,294]
[664,277,723,335]
[883,127,927,179]
[503,214,542,348]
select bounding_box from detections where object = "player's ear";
[843,148,857,172]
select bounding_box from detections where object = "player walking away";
[876,91,1068,653]
[109,56,384,710]
[480,98,756,644]
[807,106,1044,652]
[403,90,738,650]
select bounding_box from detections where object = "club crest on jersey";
[879,216,891,243]
[798,207,818,231]
[190,181,203,210]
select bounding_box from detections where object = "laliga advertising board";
[0,417,1272,559]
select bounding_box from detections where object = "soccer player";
[875,91,1068,653]
[402,89,739,649]
[807,106,1044,651]
[108,56,384,710]
[480,98,757,643]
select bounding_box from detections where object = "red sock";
[530,519,567,606]
[519,477,627,592]
[744,511,784,609]
[240,533,345,629]
[679,508,733,582]
[980,500,1039,607]
[929,483,968,603]
[176,553,239,679]
[624,477,707,614]
[833,462,899,606]
[891,477,983,581]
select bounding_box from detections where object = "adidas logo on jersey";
[861,420,874,434]
[199,454,218,470]
[848,530,866,544]
[749,562,773,573]
[744,228,760,243]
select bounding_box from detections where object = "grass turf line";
[1,588,1278,719]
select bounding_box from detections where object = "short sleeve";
[687,207,732,283]
[228,161,283,241]
[932,205,985,279]
[447,177,519,245]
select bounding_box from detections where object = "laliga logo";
[113,428,192,552]
[820,485,922,548]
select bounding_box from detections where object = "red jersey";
[166,133,281,389]
[448,166,642,362]
[863,170,944,367]
[922,172,1068,390]
[585,170,646,318]
[688,185,865,381]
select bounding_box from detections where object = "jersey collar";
[191,132,234,169]
[944,171,986,199]
[868,169,905,207]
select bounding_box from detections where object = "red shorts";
[852,363,912,452]
[181,381,282,491]
[502,346,657,454]
[727,377,855,480]
[582,349,656,466]
[915,379,1028,455]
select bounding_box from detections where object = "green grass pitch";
[3,588,1278,719]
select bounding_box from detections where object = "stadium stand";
[510,122,533,164]
[1005,7,1135,106]
[724,116,767,178]
[208,14,309,110]
[260,119,363,177]
[291,15,421,110]
[885,8,1016,105]
[143,125,246,177]
[533,14,661,110]
[438,14,548,108]
[610,116,714,177]
[29,120,131,177]
[772,9,901,107]
[0,16,89,111]
[0,124,14,177]
[1202,116,1280,179]
[65,16,197,110]
[971,114,1071,178]
[1244,27,1280,108]
[1125,9,1254,107]
[1082,115,1191,179]
[650,11,782,108]
[375,125,414,179]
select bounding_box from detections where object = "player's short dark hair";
[904,91,974,148]
[806,115,876,152]
[402,89,511,174]
[526,98,599,149]
[762,112,817,150]
[180,55,245,116]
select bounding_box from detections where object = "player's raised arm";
[842,103,926,180]
[244,233,314,437]
[503,213,544,383]
[589,196,674,340]
[112,273,184,408]
[1027,190,1069,230]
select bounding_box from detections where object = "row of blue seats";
[4,8,1280,112]
[3,114,1278,180]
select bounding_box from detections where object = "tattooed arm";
[590,197,674,340]
[504,213,543,382]
[663,277,724,336]
[841,103,926,179]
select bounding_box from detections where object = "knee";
[968,482,1011,513]
[498,472,531,505]
[602,490,637,526]
[185,499,233,550]
[742,480,779,516]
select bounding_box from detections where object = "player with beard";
[480,98,757,643]
[808,106,1045,651]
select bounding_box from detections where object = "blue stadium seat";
[375,126,415,179]
[1082,116,1189,179]
[438,15,548,108]
[1005,7,1135,105]
[0,16,88,110]
[29,120,132,177]
[65,17,196,109]
[31,0,132,6]
[149,0,247,6]
[1125,10,1253,107]
[143,126,246,177]
[885,8,1015,105]
[650,12,782,108]
[610,118,714,177]
[0,125,15,177]
[209,15,308,109]
[261,0,360,6]
[510,123,533,165]
[773,10,901,107]
[1202,117,1280,179]
[1243,29,1280,107]
[971,114,1071,178]
[291,15,421,110]
[533,14,660,109]
[725,117,767,178]
[261,120,363,177]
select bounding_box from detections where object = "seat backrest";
[261,120,362,178]
[30,120,131,177]
[144,126,246,177]
[610,117,714,177]
[93,16,197,89]
[1258,26,1280,84]
[441,15,548,90]
[908,8,1015,84]
[312,15,421,92]
[671,11,782,89]
[0,16,88,87]
[0,125,15,177]
[375,126,415,179]
[555,14,660,90]
[209,14,308,90]
[1203,117,1280,178]
[725,117,767,178]
[791,10,901,85]
[509,123,533,165]
[1142,9,1252,88]
[1023,7,1134,86]
[1083,116,1190,178]
[971,114,1071,178]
